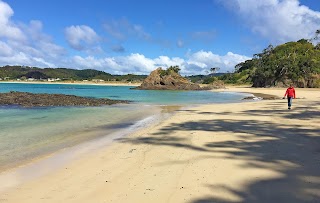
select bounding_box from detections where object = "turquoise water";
[0,82,244,104]
[0,83,248,171]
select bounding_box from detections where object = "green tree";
[210,67,220,74]
[251,40,320,87]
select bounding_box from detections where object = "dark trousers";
[287,97,293,107]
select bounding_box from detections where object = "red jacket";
[284,87,296,98]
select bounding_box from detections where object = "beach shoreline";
[0,102,178,170]
[0,80,141,86]
[0,110,172,192]
[0,87,319,202]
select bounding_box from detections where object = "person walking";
[283,84,296,109]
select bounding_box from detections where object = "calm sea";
[0,82,248,171]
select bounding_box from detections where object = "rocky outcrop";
[134,68,207,90]
[242,92,281,100]
[0,91,129,107]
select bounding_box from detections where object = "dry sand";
[0,87,319,203]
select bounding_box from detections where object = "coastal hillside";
[0,66,147,82]
[213,39,320,87]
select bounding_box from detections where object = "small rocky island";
[0,91,128,107]
[134,66,209,90]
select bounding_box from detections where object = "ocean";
[0,82,249,172]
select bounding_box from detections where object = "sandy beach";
[0,87,319,203]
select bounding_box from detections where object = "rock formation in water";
[0,91,129,107]
[134,67,208,90]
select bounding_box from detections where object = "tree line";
[215,38,320,87]
[0,66,147,82]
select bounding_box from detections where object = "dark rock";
[0,91,129,107]
[242,96,258,100]
[241,93,281,100]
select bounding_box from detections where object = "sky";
[0,0,320,75]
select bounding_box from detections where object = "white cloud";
[0,0,26,42]
[0,41,13,56]
[183,50,250,74]
[219,0,320,43]
[0,1,66,68]
[72,53,156,75]
[64,25,100,51]
[0,1,251,75]
[154,56,185,68]
[71,51,250,75]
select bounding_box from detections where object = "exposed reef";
[0,91,129,107]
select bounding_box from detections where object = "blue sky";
[0,0,320,75]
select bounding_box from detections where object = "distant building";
[47,78,61,82]
[92,79,105,82]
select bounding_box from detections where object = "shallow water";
[0,104,161,171]
[0,83,249,171]
[0,82,245,104]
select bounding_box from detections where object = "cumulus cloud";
[72,53,155,75]
[0,41,13,56]
[0,1,251,75]
[154,56,185,68]
[0,1,65,68]
[64,25,100,51]
[71,50,250,75]
[0,0,26,42]
[218,0,320,43]
[183,50,251,74]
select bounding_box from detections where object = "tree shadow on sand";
[118,100,320,202]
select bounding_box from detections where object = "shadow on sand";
[118,100,320,203]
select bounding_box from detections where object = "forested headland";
[207,38,320,88]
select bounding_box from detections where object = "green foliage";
[0,66,147,82]
[250,40,320,87]
[226,36,320,87]
[186,75,207,83]
[159,66,181,77]
[167,65,180,73]
[203,76,217,84]
[159,69,168,77]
